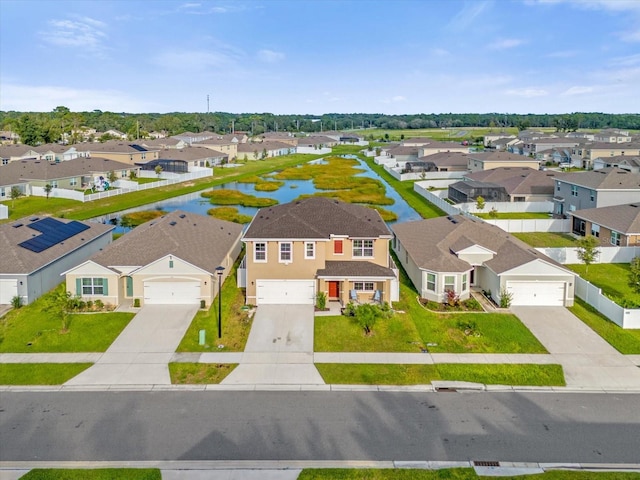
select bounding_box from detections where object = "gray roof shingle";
[317,261,395,278]
[572,203,640,234]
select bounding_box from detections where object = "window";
[571,185,578,197]
[121,170,127,177]
[353,239,374,257]
[590,190,595,202]
[444,275,455,293]
[579,221,585,233]
[254,242,266,262]
[591,224,600,237]
[462,273,468,291]
[354,282,374,291]
[279,242,292,262]
[427,273,436,292]
[82,278,104,295]
[305,242,315,259]
[70,178,77,186]
[611,231,621,246]
[334,239,343,254]
[556,182,560,191]
[569,205,576,212]
[51,181,58,188]
[2,159,8,165]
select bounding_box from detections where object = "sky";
[1,0,640,115]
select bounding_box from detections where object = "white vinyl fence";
[0,203,8,220]
[413,182,461,216]
[537,246,640,265]
[482,218,571,233]
[296,147,332,155]
[31,169,213,203]
[460,200,554,214]
[575,277,640,329]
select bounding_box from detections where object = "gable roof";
[0,156,134,187]
[468,151,537,163]
[90,211,242,275]
[417,151,468,166]
[243,197,391,240]
[464,167,560,195]
[572,203,640,234]
[0,217,113,274]
[392,215,567,274]
[558,167,640,190]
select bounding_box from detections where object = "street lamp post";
[216,266,225,338]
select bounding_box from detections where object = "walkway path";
[512,306,640,389]
[221,304,324,385]
[64,304,199,386]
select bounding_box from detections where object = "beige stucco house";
[392,215,576,307]
[240,197,399,306]
[467,151,540,172]
[63,211,243,307]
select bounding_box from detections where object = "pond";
[94,156,421,232]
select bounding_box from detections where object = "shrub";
[316,291,327,310]
[445,289,459,307]
[200,299,206,309]
[86,300,93,310]
[499,288,513,308]
[456,319,478,336]
[463,297,482,310]
[94,299,104,309]
[133,298,141,308]
[11,295,23,309]
[343,302,357,317]
[488,207,499,218]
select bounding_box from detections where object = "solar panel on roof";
[130,144,147,152]
[18,219,90,254]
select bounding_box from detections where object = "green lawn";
[512,232,577,248]
[567,263,640,308]
[569,299,640,354]
[169,363,237,383]
[0,286,135,353]
[316,363,564,386]
[19,469,160,480]
[475,212,551,219]
[315,280,547,354]
[0,363,92,385]
[176,257,252,352]
[298,469,640,480]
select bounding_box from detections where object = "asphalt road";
[1,391,638,463]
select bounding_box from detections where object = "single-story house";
[0,216,113,305]
[571,203,640,247]
[240,197,399,306]
[63,211,243,307]
[408,152,469,172]
[392,215,576,307]
[467,152,541,172]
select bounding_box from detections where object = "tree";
[629,256,640,294]
[576,235,600,273]
[128,170,137,180]
[10,186,22,208]
[44,184,53,200]
[154,165,163,178]
[352,302,393,335]
[46,288,74,332]
[108,170,118,183]
[475,196,486,212]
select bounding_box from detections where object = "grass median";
[169,363,237,384]
[316,363,565,387]
[298,468,640,479]
[0,363,92,385]
[19,469,160,480]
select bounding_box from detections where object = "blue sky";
[1,0,639,114]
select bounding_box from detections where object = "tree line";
[1,107,638,146]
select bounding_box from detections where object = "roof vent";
[30,217,39,222]
[179,214,186,218]
[631,204,638,208]
[12,223,23,228]
[169,221,177,226]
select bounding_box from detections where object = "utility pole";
[207,94,210,114]
[231,120,235,134]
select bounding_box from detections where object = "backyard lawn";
[569,299,640,354]
[512,232,577,247]
[567,263,640,308]
[475,212,551,219]
[0,285,135,353]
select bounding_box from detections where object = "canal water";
[94,157,421,232]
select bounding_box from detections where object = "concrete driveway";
[512,306,640,389]
[222,304,324,385]
[65,304,199,386]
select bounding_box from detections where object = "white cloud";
[430,48,450,56]
[505,88,548,97]
[0,83,156,112]
[447,1,493,31]
[609,53,640,67]
[257,49,285,63]
[488,38,524,50]
[546,50,578,58]
[561,86,595,95]
[40,15,108,52]
[152,49,238,70]
[620,29,640,42]
[529,0,640,12]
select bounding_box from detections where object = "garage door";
[0,279,18,305]
[506,281,565,306]
[256,280,315,305]
[144,280,200,305]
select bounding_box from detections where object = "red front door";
[328,281,339,299]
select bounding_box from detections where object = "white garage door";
[0,279,18,305]
[506,281,565,306]
[256,280,315,305]
[144,280,200,305]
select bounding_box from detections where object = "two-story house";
[240,197,399,306]
[553,168,640,217]
[571,203,640,247]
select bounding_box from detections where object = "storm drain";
[435,387,457,392]
[473,461,500,467]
